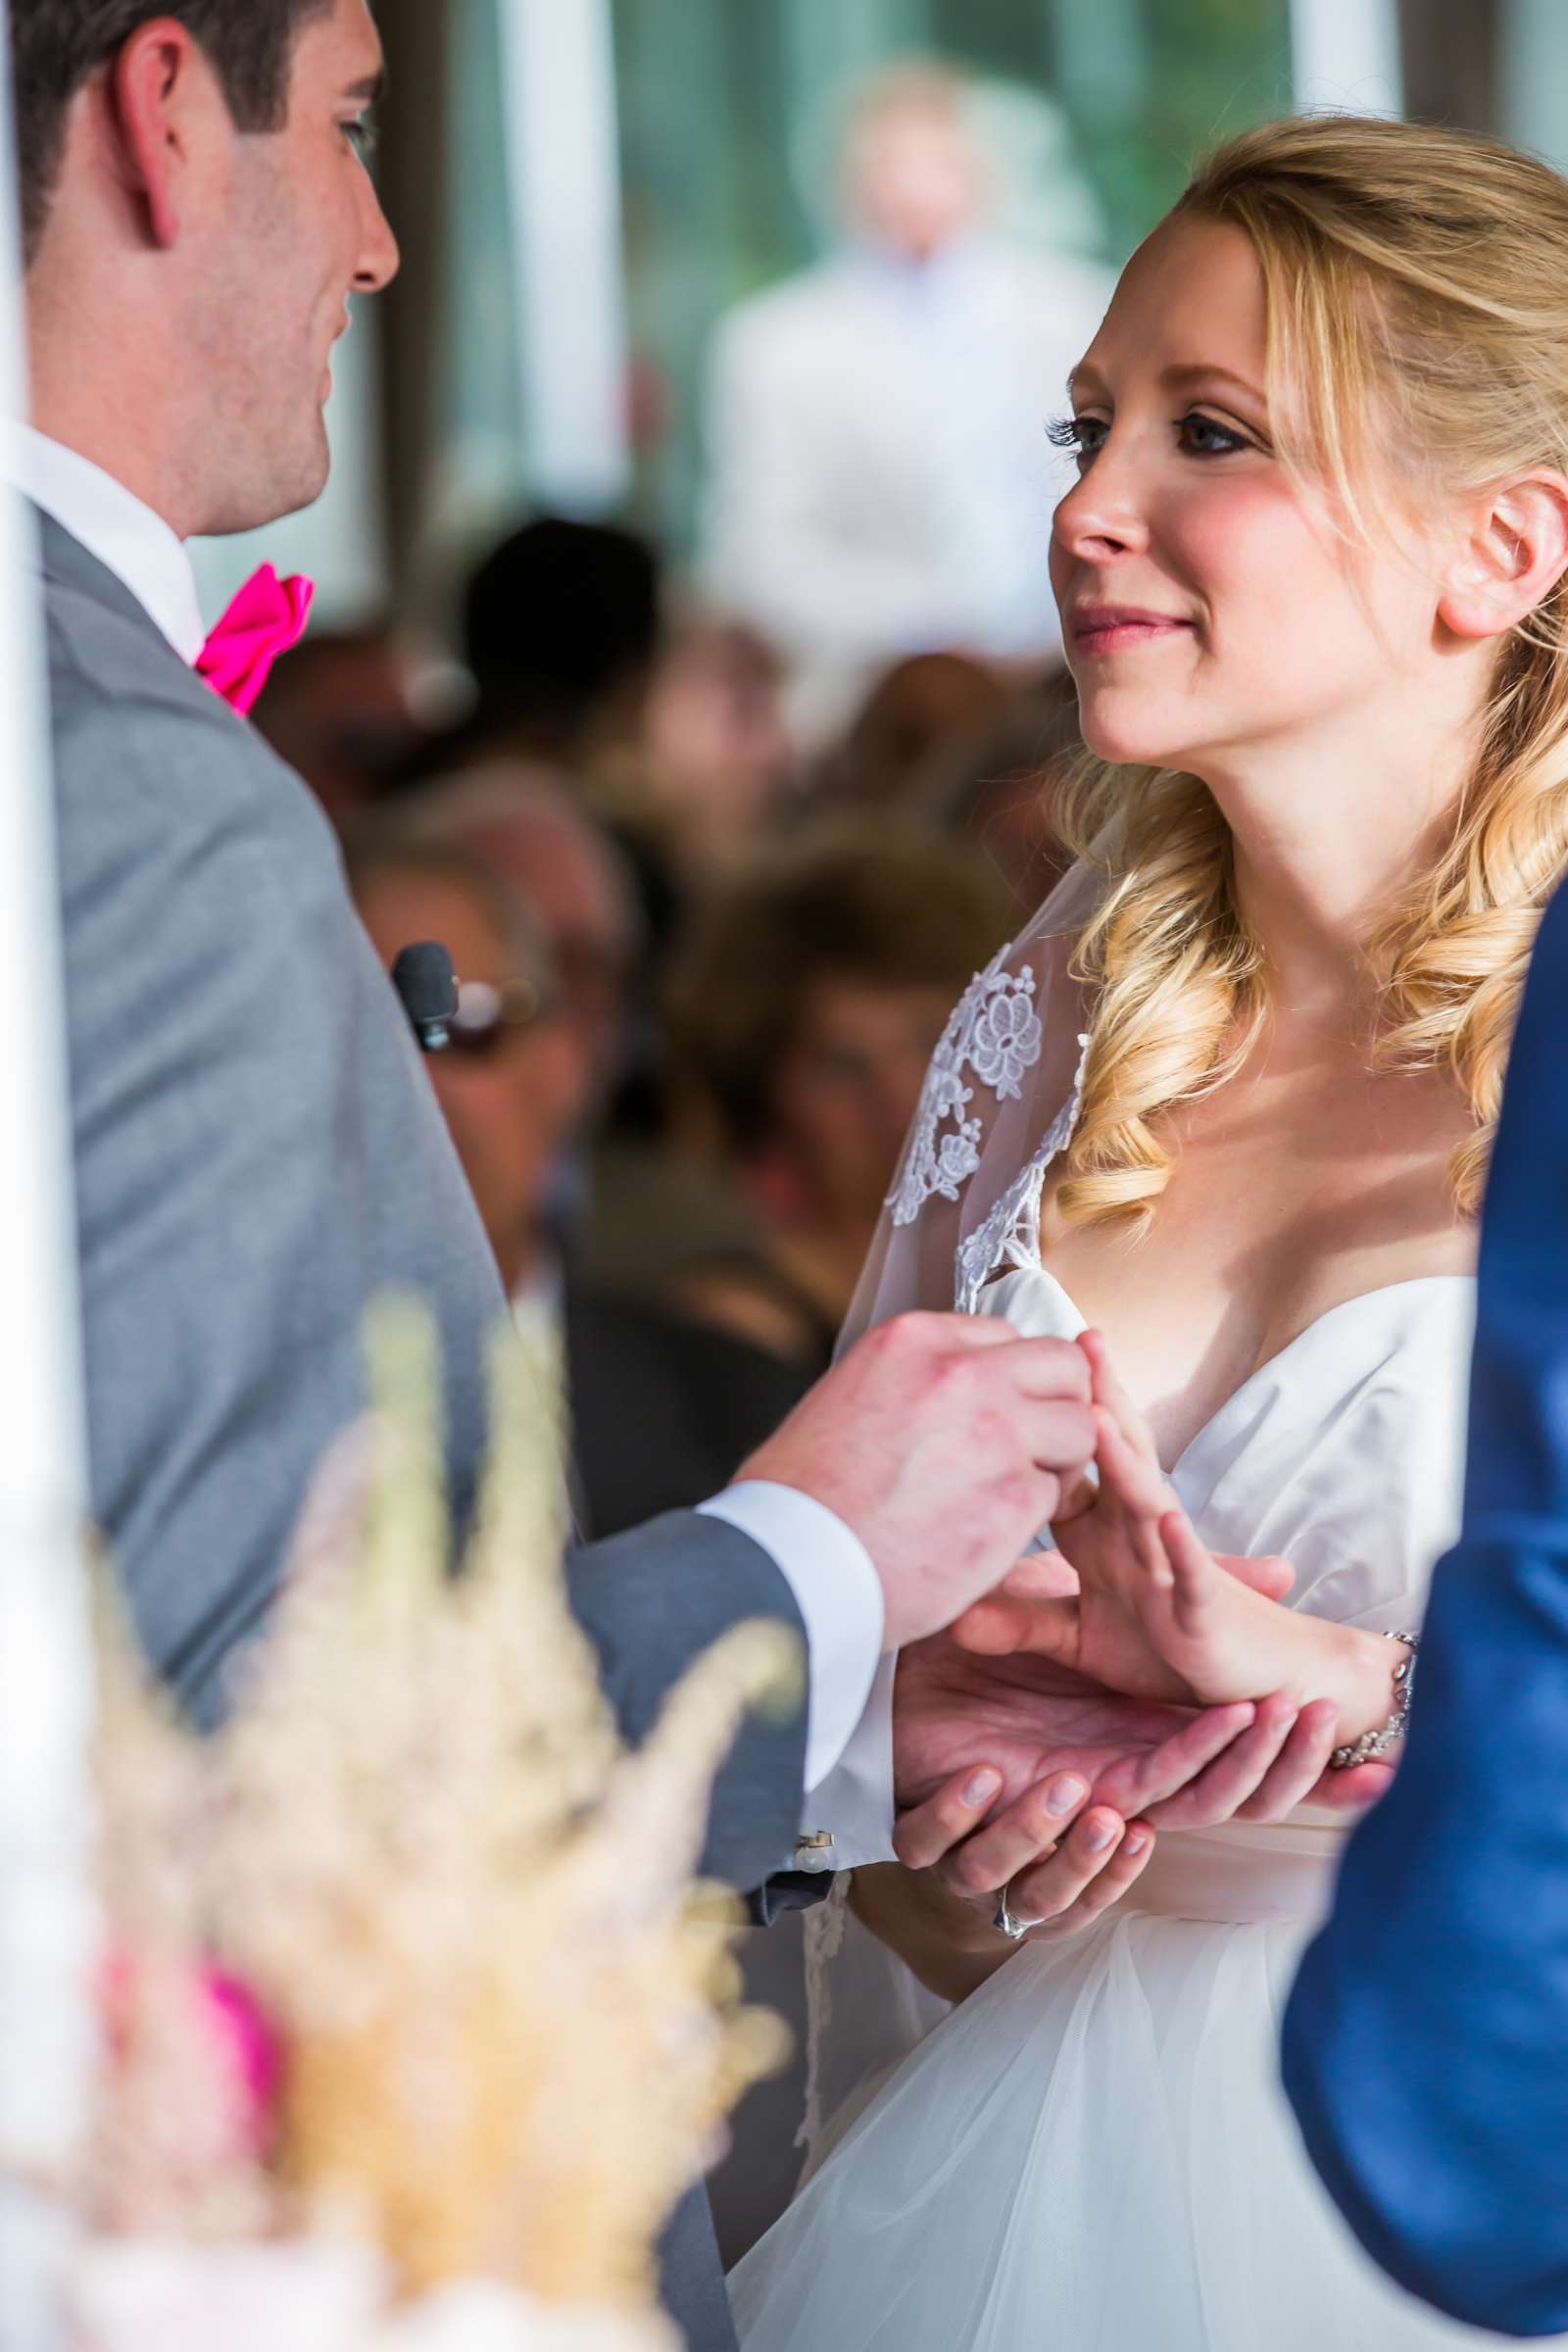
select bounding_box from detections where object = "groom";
[7,4,1272,2343]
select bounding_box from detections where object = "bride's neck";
[1204,727,1474,1022]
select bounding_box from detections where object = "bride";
[730,114,1568,2351]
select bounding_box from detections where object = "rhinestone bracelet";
[1329,1630,1420,1770]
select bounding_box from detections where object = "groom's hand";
[892,1629,1261,1922]
[738,1313,1096,1650]
[948,1553,1400,1824]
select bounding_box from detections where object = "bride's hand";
[959,1330,1407,1752]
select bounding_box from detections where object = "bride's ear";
[1438,469,1568,642]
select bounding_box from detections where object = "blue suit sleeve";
[1283,880,1568,2336]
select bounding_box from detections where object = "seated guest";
[916,667,1083,916]
[664,821,1012,1370]
[389,763,643,1110]
[595,612,798,889]
[251,622,432,831]
[346,831,592,1307]
[816,650,1012,814]
[346,825,808,1538]
[389,764,765,1301]
[451,515,664,772]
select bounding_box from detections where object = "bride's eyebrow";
[1064,361,1267,408]
[1161,362,1266,406]
[1066,363,1107,405]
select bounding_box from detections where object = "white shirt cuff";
[697,1481,895,1866]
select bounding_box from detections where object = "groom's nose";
[353,176,401,296]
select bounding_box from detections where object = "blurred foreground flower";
[77,1301,799,2344]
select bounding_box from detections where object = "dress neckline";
[982,1265,1475,1479]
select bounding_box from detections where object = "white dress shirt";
[2,422,207,662]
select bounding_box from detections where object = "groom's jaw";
[174,1,398,536]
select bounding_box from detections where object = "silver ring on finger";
[992,1880,1039,1941]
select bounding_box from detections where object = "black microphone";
[392,941,459,1053]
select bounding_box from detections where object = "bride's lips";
[1071,606,1195,657]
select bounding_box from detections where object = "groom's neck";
[26,271,202,542]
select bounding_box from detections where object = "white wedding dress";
[730,1261,1537,2351]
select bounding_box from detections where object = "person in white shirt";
[702,58,1116,742]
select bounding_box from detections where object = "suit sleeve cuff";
[696,1479,885,1806]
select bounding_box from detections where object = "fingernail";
[1085,1816,1119,1852]
[962,1769,1002,1808]
[1047,1775,1089,1818]
[1124,1828,1149,1856]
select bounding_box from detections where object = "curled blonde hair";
[1055,114,1568,1232]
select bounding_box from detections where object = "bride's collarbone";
[1035,1171,1473,1463]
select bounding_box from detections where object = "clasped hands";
[888,1329,1401,1949]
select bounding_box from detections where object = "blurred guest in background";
[392,763,643,1110]
[346,822,808,1541]
[596,611,797,887]
[817,649,1013,813]
[452,514,663,772]
[252,621,431,832]
[664,821,1013,1371]
[702,58,1113,743]
[348,832,593,1312]
[917,665,1083,916]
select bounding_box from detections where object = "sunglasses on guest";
[443,975,555,1060]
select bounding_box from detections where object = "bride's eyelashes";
[1045,410,1254,465]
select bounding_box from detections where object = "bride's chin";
[1077,701,1187,770]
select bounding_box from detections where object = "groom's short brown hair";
[10,0,333,263]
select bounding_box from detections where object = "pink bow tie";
[196,564,315,715]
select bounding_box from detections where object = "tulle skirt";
[729,1891,1526,2352]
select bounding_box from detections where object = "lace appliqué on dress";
[955,1032,1093,1313]
[887,954,1044,1228]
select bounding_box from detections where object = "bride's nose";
[1053,440,1153,565]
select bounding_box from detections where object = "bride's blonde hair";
[1055,114,1568,1232]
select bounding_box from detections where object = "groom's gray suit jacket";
[41,512,804,2350]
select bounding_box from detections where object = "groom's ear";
[105,23,228,252]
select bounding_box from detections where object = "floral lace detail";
[887,953,1044,1228]
[955,1033,1092,1312]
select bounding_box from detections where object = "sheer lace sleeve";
[798,863,1107,2178]
[842,858,1105,1344]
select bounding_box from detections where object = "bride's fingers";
[1234,1697,1339,1824]
[1092,1698,1256,1817]
[1217,1550,1296,1603]
[1303,1755,1398,1815]
[1095,1407,1175,1517]
[1078,1330,1160,1468]
[951,1593,1080,1660]
[929,1773,1094,1898]
[1159,1506,1228,1624]
[892,1765,1005,1872]
[1142,1690,1301,1828]
[1012,1813,1155,1938]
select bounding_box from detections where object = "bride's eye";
[1178,411,1249,457]
[1046,414,1109,466]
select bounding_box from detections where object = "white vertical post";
[497,0,630,515]
[1289,0,1404,116]
[0,5,99,2347]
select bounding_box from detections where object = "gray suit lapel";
[31,504,186,651]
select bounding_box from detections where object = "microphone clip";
[391,941,460,1054]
